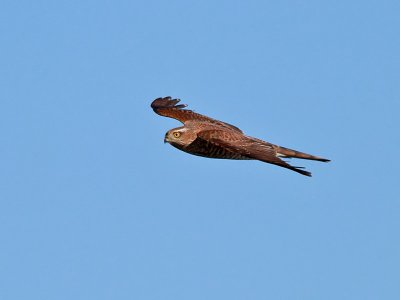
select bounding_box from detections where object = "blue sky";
[1,0,399,299]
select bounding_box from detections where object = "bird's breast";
[170,140,250,160]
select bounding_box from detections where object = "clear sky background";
[1,1,399,299]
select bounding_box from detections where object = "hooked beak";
[164,133,169,144]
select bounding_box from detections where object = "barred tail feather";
[276,146,330,162]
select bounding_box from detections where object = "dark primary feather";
[151,96,243,132]
[151,97,187,110]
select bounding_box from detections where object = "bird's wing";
[151,97,243,132]
[196,130,312,176]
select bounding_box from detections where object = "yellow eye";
[173,132,181,138]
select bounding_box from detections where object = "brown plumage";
[151,96,330,176]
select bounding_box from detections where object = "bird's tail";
[275,146,330,162]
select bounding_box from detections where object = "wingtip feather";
[295,168,312,177]
[151,96,188,110]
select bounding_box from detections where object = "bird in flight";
[151,96,330,176]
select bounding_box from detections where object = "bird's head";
[164,127,195,146]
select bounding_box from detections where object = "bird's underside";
[151,96,330,177]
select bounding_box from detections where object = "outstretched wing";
[151,96,243,132]
[196,130,312,176]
